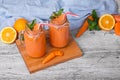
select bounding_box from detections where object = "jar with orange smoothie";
[19,20,46,58]
[49,9,70,48]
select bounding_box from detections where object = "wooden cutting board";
[16,37,83,73]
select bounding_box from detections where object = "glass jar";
[49,16,70,48]
[19,25,46,58]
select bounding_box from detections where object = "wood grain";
[1,30,120,80]
[0,1,120,80]
[15,37,82,73]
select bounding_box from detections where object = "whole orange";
[14,18,28,32]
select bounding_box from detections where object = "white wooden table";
[0,0,120,80]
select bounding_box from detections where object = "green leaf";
[95,25,101,30]
[27,19,36,30]
[49,8,64,20]
[57,8,64,16]
[87,10,101,31]
[87,19,93,25]
[30,19,36,30]
[94,18,99,23]
[88,25,94,31]
[88,26,92,31]
[91,21,97,27]
[92,10,99,19]
[53,12,58,16]
[49,16,54,19]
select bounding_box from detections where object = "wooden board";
[16,37,82,73]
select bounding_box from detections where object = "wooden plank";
[16,37,83,73]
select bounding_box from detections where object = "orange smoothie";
[49,14,70,48]
[24,24,46,58]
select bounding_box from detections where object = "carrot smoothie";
[49,9,70,48]
[23,22,46,58]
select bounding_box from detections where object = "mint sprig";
[27,19,36,30]
[50,8,64,19]
[87,10,101,31]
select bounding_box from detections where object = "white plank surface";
[0,1,120,80]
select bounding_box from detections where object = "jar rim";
[50,19,69,29]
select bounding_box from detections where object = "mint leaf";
[53,12,58,16]
[30,19,36,29]
[57,8,64,16]
[50,16,55,19]
[50,8,64,20]
[27,19,36,30]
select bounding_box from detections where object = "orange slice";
[99,14,115,30]
[0,27,17,44]
[14,18,28,33]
